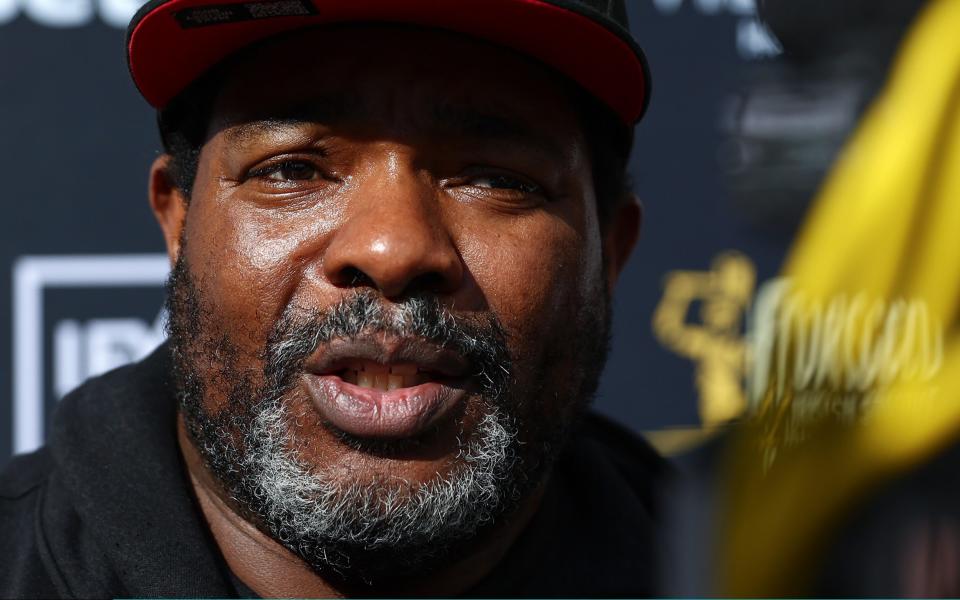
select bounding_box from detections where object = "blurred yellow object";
[719,0,960,594]
[644,425,723,456]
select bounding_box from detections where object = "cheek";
[460,213,594,348]
[183,190,338,353]
[577,201,605,299]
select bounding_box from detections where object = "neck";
[177,416,544,598]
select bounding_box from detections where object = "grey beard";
[236,394,518,579]
[167,256,541,584]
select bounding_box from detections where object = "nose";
[322,159,463,299]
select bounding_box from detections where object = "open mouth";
[301,339,471,440]
[336,361,440,390]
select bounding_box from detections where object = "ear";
[149,155,189,265]
[603,195,643,294]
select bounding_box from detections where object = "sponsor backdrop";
[0,0,789,463]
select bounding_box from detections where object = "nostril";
[341,267,375,288]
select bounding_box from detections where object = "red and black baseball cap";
[126,0,651,126]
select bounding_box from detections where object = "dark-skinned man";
[0,1,667,597]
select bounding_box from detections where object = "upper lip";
[303,336,469,378]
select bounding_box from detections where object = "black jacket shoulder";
[0,445,53,499]
[0,347,237,599]
[0,448,63,599]
[579,411,672,508]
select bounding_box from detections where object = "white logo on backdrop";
[652,0,782,59]
[0,0,144,27]
[12,254,169,454]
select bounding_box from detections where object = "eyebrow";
[223,95,358,144]
[427,102,566,160]
[223,95,567,159]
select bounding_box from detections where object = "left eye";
[469,174,541,194]
[250,160,320,182]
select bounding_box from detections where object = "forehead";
[207,25,585,144]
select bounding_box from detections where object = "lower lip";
[301,374,467,439]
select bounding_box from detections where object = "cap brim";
[126,0,650,124]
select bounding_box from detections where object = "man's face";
[160,26,625,583]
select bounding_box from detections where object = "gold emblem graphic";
[652,251,756,427]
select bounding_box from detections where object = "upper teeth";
[342,364,425,391]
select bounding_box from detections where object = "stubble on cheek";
[468,218,605,450]
[168,208,282,430]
